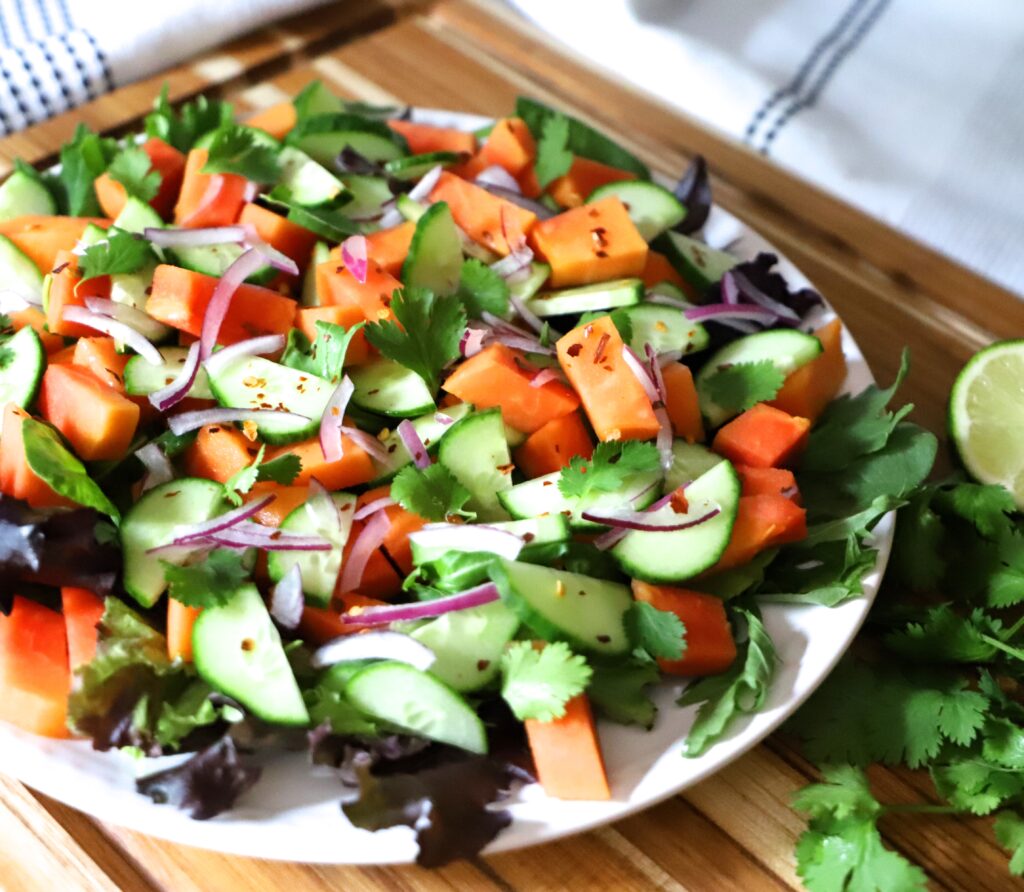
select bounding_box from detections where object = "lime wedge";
[948,339,1024,508]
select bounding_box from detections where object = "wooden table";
[2,2,1023,889]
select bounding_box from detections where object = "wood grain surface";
[2,1,1022,889]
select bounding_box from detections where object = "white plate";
[0,108,891,864]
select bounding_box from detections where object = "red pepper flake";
[592,333,611,364]
[523,532,535,542]
[51,261,69,275]
[542,480,553,487]
[670,489,689,514]
[596,634,611,643]
[590,227,608,249]
[595,250,609,259]
[566,343,583,358]
[163,490,181,498]
[476,659,491,671]
[208,426,221,434]
[497,462,515,475]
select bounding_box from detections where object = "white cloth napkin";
[508,0,1024,297]
[0,0,325,135]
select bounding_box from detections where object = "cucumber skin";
[0,326,44,409]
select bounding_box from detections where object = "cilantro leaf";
[754,539,876,607]
[995,811,1024,875]
[884,606,1002,663]
[78,229,151,283]
[586,656,659,728]
[223,445,265,507]
[55,124,118,216]
[162,550,250,609]
[499,640,592,722]
[280,320,364,383]
[793,766,928,892]
[456,258,510,318]
[364,287,465,393]
[202,124,281,182]
[934,482,1018,538]
[680,605,774,757]
[932,746,1024,814]
[144,85,234,153]
[106,146,161,202]
[390,463,472,522]
[257,453,301,486]
[534,114,574,189]
[625,601,686,660]
[701,360,786,414]
[558,440,660,501]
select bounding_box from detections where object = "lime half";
[949,339,1024,508]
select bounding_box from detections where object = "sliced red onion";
[683,303,777,325]
[646,292,693,311]
[460,326,487,358]
[167,407,310,437]
[198,248,266,361]
[319,375,354,463]
[149,342,201,412]
[491,248,534,282]
[645,343,668,402]
[203,334,285,378]
[83,297,167,342]
[61,307,163,365]
[582,498,720,531]
[409,524,524,560]
[654,404,674,471]
[311,630,436,671]
[340,234,368,284]
[353,496,395,521]
[475,165,521,193]
[144,541,213,562]
[622,345,659,403]
[407,164,444,203]
[377,205,405,230]
[397,419,430,469]
[594,484,678,551]
[730,270,802,324]
[136,442,174,492]
[721,270,740,306]
[242,180,259,203]
[490,331,555,355]
[593,525,628,551]
[166,495,275,544]
[270,564,304,629]
[529,367,561,389]
[342,582,500,626]
[339,425,391,463]
[434,412,456,426]
[239,223,299,276]
[143,226,246,248]
[477,183,555,219]
[180,176,229,227]
[209,527,332,551]
[308,477,347,532]
[339,508,391,593]
[347,206,386,224]
[657,349,684,367]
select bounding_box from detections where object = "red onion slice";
[83,297,167,342]
[308,477,347,532]
[339,508,391,593]
[407,164,444,202]
[339,425,391,463]
[475,165,521,193]
[149,342,201,412]
[167,407,311,437]
[202,333,286,378]
[460,326,487,358]
[61,307,163,365]
[270,564,304,629]
[377,205,405,230]
[397,419,430,469]
[721,270,740,305]
[319,375,354,463]
[434,412,456,426]
[239,223,299,276]
[311,630,436,671]
[529,367,561,389]
[646,292,693,311]
[657,349,684,367]
[654,404,674,471]
[409,523,524,560]
[730,269,801,324]
[340,234,368,284]
[210,527,332,551]
[477,183,555,219]
[683,303,778,325]
[198,248,266,361]
[180,176,229,227]
[342,582,500,626]
[166,495,275,545]
[490,332,555,355]
[136,442,174,492]
[143,226,246,248]
[353,496,395,521]
[645,343,668,402]
[622,345,659,403]
[582,498,720,531]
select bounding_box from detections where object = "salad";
[0,84,935,867]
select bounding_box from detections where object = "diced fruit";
[547,157,635,209]
[769,319,847,422]
[174,148,248,227]
[712,403,811,469]
[62,587,105,672]
[525,694,611,800]
[514,411,593,478]
[429,171,536,256]
[712,493,808,571]
[661,362,704,443]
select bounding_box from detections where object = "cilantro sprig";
[534,113,574,189]
[77,229,152,283]
[390,463,473,522]
[201,124,281,183]
[701,360,786,414]
[222,445,301,506]
[106,146,161,202]
[162,550,250,609]
[558,441,660,501]
[144,86,234,154]
[499,641,592,722]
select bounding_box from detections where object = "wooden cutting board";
[2,2,1022,889]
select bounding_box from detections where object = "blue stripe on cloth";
[58,29,95,99]
[80,28,113,91]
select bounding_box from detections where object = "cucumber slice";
[341,174,393,218]
[348,357,436,418]
[658,231,738,291]
[170,241,273,284]
[287,113,408,165]
[193,584,310,726]
[395,193,427,223]
[124,346,214,399]
[0,234,43,302]
[0,326,44,408]
[369,402,473,484]
[293,80,345,119]
[0,169,55,221]
[113,196,163,234]
[438,409,513,522]
[586,180,685,240]
[110,258,171,344]
[77,223,108,250]
[207,356,332,444]
[522,278,643,319]
[302,241,331,307]
[267,490,356,607]
[612,459,741,583]
[620,303,709,356]
[401,201,462,295]
[498,466,661,531]
[489,558,632,654]
[384,152,465,181]
[409,514,571,565]
[195,124,280,152]
[664,440,724,493]
[278,146,347,206]
[696,329,823,428]
[949,338,1024,508]
[504,422,528,449]
[508,262,551,304]
[410,600,520,692]
[345,661,488,753]
[121,478,229,608]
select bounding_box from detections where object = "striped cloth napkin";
[508,0,1024,297]
[0,0,325,136]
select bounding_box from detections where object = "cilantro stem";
[1000,615,1024,642]
[980,634,1024,663]
[882,803,962,816]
